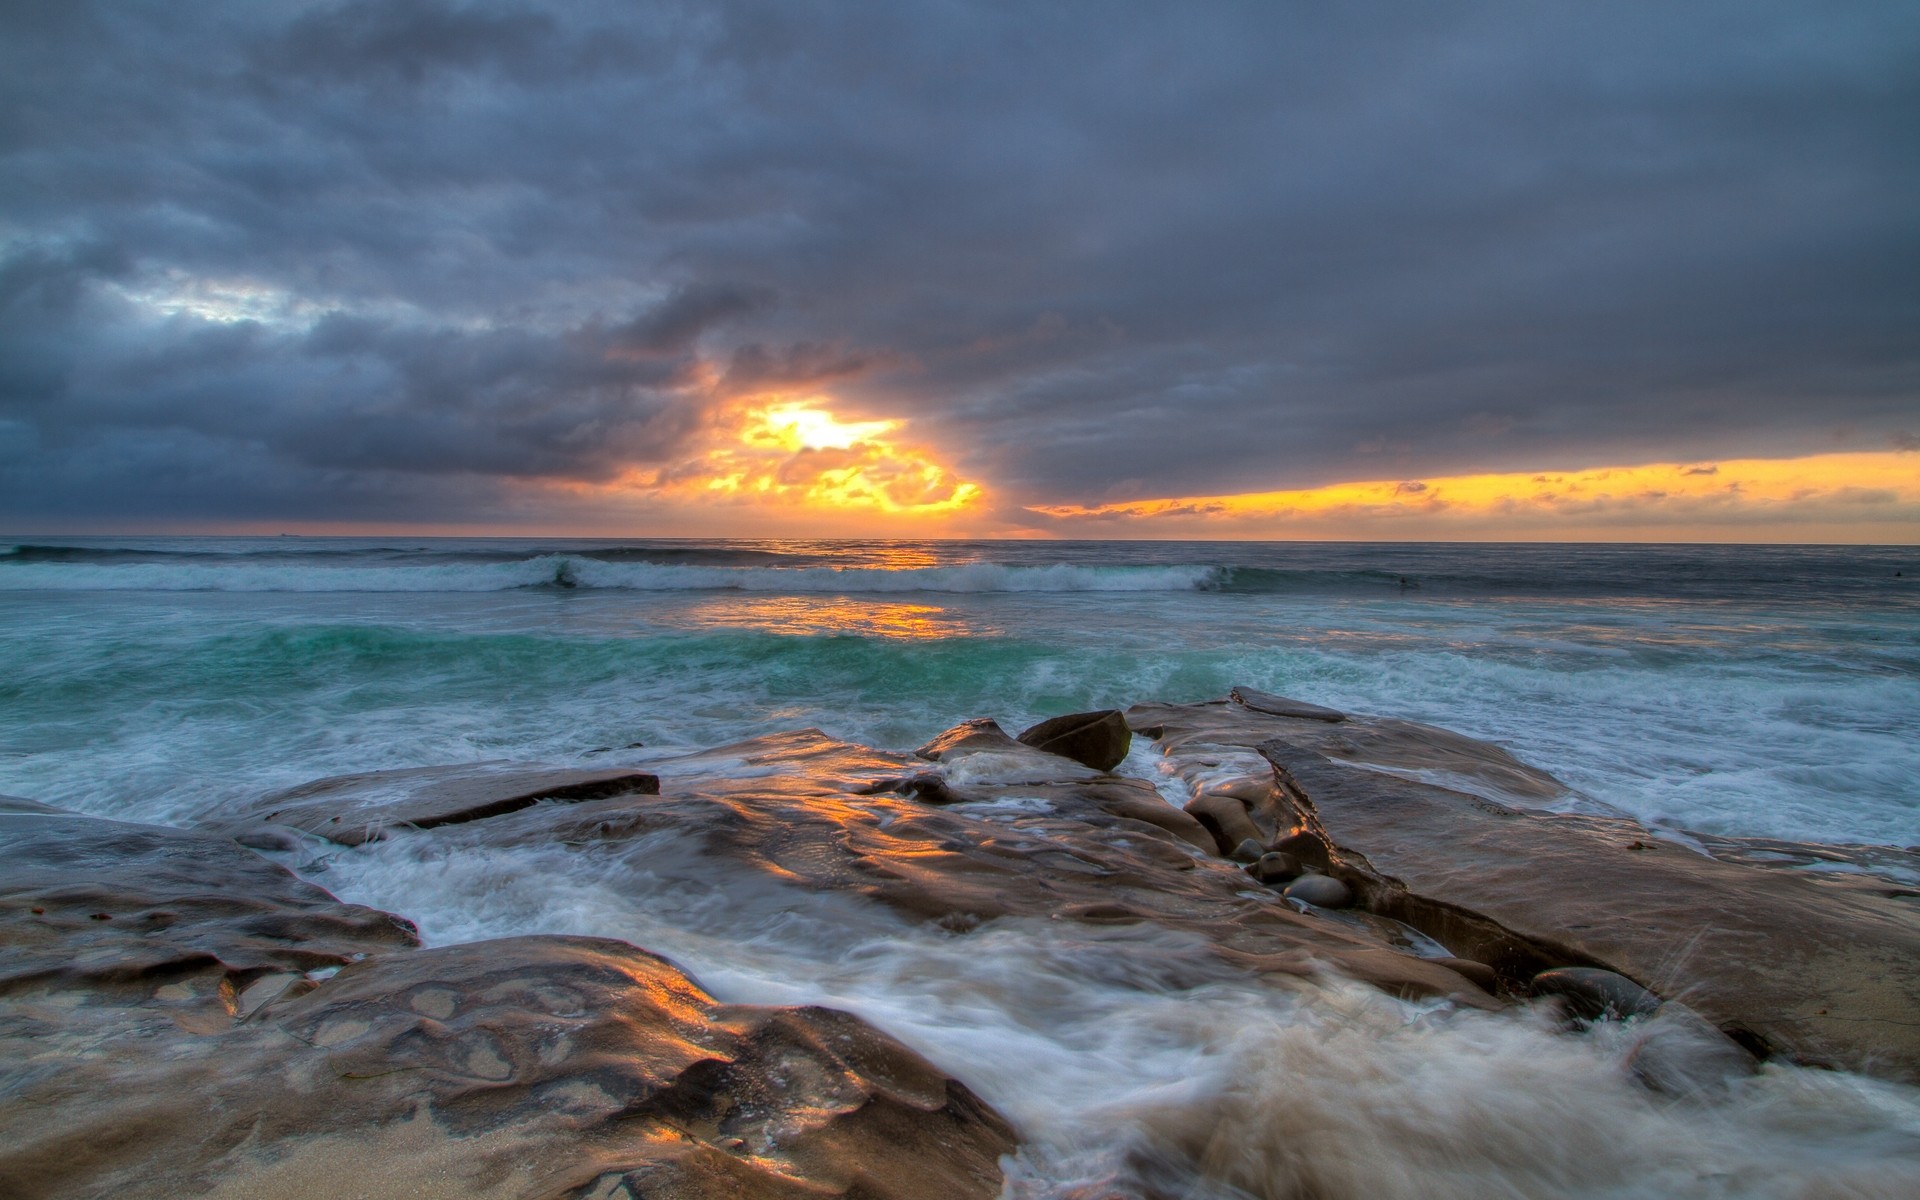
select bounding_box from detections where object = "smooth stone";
[1248,852,1303,884]
[1183,793,1266,858]
[1531,967,1661,1022]
[1626,1003,1760,1096]
[1016,709,1132,772]
[1230,687,1347,723]
[1283,874,1353,909]
[1230,838,1267,864]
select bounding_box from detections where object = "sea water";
[3,537,1918,1196]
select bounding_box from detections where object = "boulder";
[1016,709,1132,771]
[1282,874,1354,909]
[1531,967,1661,1022]
[209,761,660,847]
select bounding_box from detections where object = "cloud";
[1,1,1916,529]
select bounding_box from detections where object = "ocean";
[4,536,1919,1196]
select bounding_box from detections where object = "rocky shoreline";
[3,693,1917,1198]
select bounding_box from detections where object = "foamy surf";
[311,826,1920,1200]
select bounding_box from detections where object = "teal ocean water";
[4,537,1915,847]
[6,537,1920,1196]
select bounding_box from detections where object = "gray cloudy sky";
[1,0,1915,533]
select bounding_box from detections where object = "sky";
[1,0,1916,541]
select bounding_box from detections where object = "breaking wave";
[0,554,1225,594]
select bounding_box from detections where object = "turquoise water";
[2,537,1915,846]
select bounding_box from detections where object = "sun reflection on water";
[680,595,970,639]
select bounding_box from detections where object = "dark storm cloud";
[0,0,1915,524]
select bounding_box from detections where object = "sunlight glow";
[1030,452,1920,540]
[594,395,985,523]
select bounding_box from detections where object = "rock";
[1270,830,1331,871]
[1230,837,1267,863]
[1626,1003,1760,1097]
[1230,687,1347,722]
[1283,874,1353,909]
[1132,697,1567,809]
[1255,740,1920,1078]
[210,761,660,847]
[378,730,1503,1009]
[0,809,1016,1199]
[1248,852,1303,884]
[1127,699,1920,1081]
[1433,956,1500,994]
[1531,967,1661,1022]
[0,808,418,1003]
[1183,793,1266,858]
[1016,709,1132,772]
[915,717,1026,760]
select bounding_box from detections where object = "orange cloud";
[1030,452,1920,542]
[576,395,984,523]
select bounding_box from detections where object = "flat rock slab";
[0,810,1014,1200]
[373,730,1496,1008]
[1229,686,1347,722]
[212,761,660,846]
[1131,698,1569,808]
[0,807,418,1004]
[1260,744,1920,1081]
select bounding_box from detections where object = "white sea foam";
[312,830,1920,1200]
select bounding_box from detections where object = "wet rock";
[916,716,1026,760]
[1626,1003,1760,1096]
[1230,837,1267,863]
[1129,698,1920,1081]
[1230,687,1346,722]
[0,808,418,1004]
[1433,956,1499,994]
[1016,709,1132,772]
[413,730,1502,1009]
[210,762,660,847]
[0,809,1016,1200]
[1183,793,1265,857]
[1265,830,1329,872]
[1132,697,1567,810]
[1531,967,1661,1022]
[1248,852,1303,885]
[1282,874,1354,909]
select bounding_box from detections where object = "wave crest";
[0,555,1225,595]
